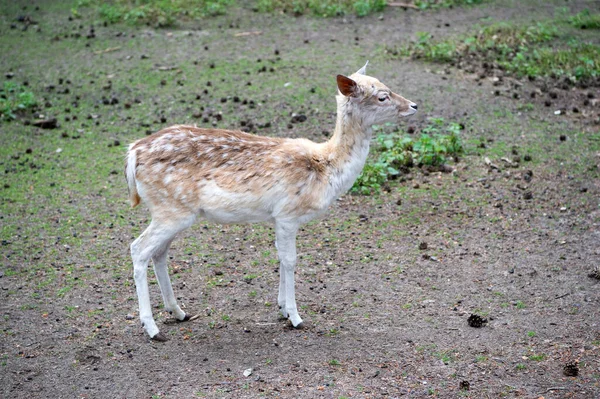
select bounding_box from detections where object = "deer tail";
[125,145,141,208]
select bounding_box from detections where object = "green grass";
[352,118,464,194]
[568,9,600,30]
[256,0,386,17]
[79,0,490,23]
[413,0,485,10]
[529,353,546,362]
[85,0,235,27]
[79,0,389,23]
[393,19,599,83]
[0,81,37,121]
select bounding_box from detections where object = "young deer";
[126,62,417,341]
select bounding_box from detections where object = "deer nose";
[410,103,418,110]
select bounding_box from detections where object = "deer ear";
[337,75,360,97]
[356,60,369,75]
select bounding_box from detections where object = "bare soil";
[1,1,599,398]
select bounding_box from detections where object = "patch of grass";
[352,118,463,194]
[0,81,37,121]
[84,0,235,27]
[515,363,526,371]
[327,328,340,337]
[529,353,546,361]
[397,22,556,62]
[414,0,485,10]
[256,0,387,17]
[328,359,341,366]
[394,20,599,83]
[434,350,456,364]
[568,9,600,30]
[506,42,599,82]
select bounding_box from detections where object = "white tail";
[126,63,417,341]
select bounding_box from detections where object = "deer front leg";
[275,221,303,328]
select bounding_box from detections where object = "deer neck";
[323,100,373,197]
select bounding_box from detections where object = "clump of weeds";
[0,81,36,121]
[352,118,464,194]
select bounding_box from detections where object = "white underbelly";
[200,208,274,224]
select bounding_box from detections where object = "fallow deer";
[125,62,417,341]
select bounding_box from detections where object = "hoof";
[177,314,191,323]
[164,314,191,325]
[151,332,169,342]
[293,321,305,329]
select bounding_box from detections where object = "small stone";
[523,191,533,200]
[125,314,135,320]
[419,242,428,250]
[243,368,253,377]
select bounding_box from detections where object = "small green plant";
[327,328,340,336]
[434,350,454,364]
[221,314,231,321]
[352,119,464,194]
[516,363,526,370]
[529,353,546,361]
[515,300,526,309]
[0,82,36,121]
[351,162,389,195]
[328,359,341,366]
[527,331,536,338]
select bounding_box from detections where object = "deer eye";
[378,94,389,102]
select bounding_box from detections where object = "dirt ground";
[1,1,599,398]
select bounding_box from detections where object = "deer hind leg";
[275,220,303,328]
[152,239,189,323]
[131,215,195,341]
